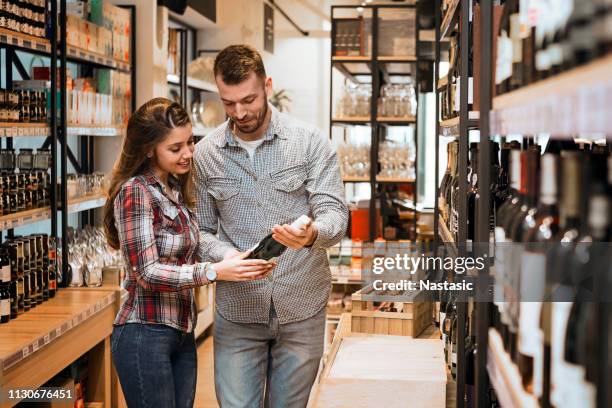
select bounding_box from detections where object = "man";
[193,44,348,408]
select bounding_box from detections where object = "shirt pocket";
[208,177,240,201]
[270,163,307,193]
[159,202,184,235]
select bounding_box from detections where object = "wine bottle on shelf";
[547,151,584,408]
[561,153,608,408]
[465,305,477,408]
[247,215,312,261]
[439,142,454,221]
[0,281,9,323]
[498,148,525,356]
[521,153,560,401]
[48,236,57,298]
[444,142,459,231]
[451,302,459,379]
[466,143,479,254]
[507,147,540,390]
[443,296,456,369]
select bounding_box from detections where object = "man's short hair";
[214,44,267,85]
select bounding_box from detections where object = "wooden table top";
[0,288,117,373]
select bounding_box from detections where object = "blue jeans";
[111,323,197,408]
[214,305,326,408]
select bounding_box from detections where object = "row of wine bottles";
[495,0,612,96]
[493,142,610,408]
[437,138,610,408]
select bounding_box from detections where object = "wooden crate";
[351,286,432,337]
[308,314,446,408]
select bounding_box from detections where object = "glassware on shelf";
[378,82,417,118]
[337,142,371,179]
[65,226,124,288]
[335,82,371,119]
[377,141,415,180]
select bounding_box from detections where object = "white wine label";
[452,352,457,365]
[518,301,543,356]
[439,312,446,335]
[551,301,575,407]
[0,299,9,316]
[0,265,10,283]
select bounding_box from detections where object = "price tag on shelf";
[22,346,30,358]
[337,277,348,284]
[18,127,24,137]
[32,341,39,352]
[43,333,50,344]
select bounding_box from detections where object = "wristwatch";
[205,263,217,282]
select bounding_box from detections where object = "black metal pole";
[456,0,470,406]
[6,48,14,240]
[180,29,188,109]
[60,0,69,286]
[476,1,492,408]
[50,0,58,243]
[413,17,419,239]
[433,0,441,259]
[370,7,380,242]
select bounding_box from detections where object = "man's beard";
[232,102,268,134]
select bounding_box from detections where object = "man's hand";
[223,249,242,260]
[271,221,318,250]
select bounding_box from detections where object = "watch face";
[206,267,217,281]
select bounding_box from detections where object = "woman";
[103,98,273,408]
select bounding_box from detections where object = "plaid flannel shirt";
[194,105,349,324]
[113,169,208,333]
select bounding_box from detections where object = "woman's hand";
[213,251,275,282]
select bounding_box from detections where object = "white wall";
[197,0,331,132]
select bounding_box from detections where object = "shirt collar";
[216,104,287,148]
[142,168,181,198]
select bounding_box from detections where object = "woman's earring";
[147,152,153,158]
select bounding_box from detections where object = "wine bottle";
[48,236,57,298]
[0,283,9,324]
[548,151,584,408]
[439,142,454,220]
[247,215,312,261]
[522,153,560,400]
[467,143,479,255]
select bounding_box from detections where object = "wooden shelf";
[342,176,370,183]
[487,328,539,408]
[0,194,106,231]
[0,123,125,137]
[0,28,51,55]
[332,275,363,285]
[491,54,612,136]
[438,220,458,258]
[376,176,415,184]
[67,124,125,137]
[377,56,417,62]
[0,123,49,137]
[332,117,372,125]
[167,74,218,93]
[332,56,372,63]
[440,0,460,41]
[377,116,416,125]
[439,111,480,136]
[66,193,107,213]
[0,289,116,372]
[66,44,130,72]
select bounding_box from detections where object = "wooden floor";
[194,325,455,408]
[195,335,219,408]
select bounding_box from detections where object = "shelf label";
[23,40,32,48]
[43,333,50,344]
[22,346,30,358]
[32,341,39,352]
[337,277,349,284]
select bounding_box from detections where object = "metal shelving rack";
[330,3,420,242]
[166,21,219,140]
[433,1,474,407]
[1,1,136,285]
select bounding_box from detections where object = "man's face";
[216,72,272,134]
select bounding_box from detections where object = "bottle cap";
[291,215,312,229]
[540,154,558,205]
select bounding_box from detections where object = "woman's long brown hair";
[104,98,193,249]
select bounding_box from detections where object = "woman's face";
[152,125,195,176]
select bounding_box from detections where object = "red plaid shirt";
[113,169,209,332]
